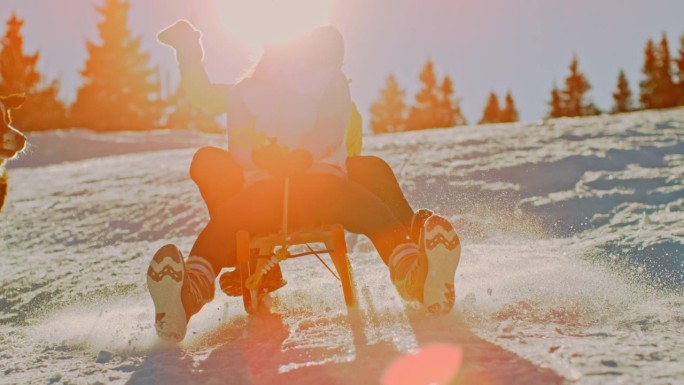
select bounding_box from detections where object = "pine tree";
[478,92,501,124]
[406,59,441,131]
[17,80,70,131]
[436,75,466,127]
[563,56,599,116]
[654,33,677,108]
[370,74,407,134]
[71,0,163,131]
[547,84,564,119]
[500,91,519,123]
[0,13,67,131]
[640,34,679,109]
[639,39,658,109]
[611,69,633,114]
[0,14,39,94]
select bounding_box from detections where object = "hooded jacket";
[170,24,362,183]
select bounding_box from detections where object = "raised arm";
[157,20,230,113]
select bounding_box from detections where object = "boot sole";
[147,244,187,342]
[421,215,461,315]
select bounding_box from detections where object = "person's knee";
[190,147,213,181]
[348,155,394,179]
[367,155,393,174]
[190,146,228,183]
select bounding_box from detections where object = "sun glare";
[215,0,334,48]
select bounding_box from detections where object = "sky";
[1,0,684,125]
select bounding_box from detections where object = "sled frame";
[236,177,356,315]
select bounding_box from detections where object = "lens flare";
[382,343,463,385]
[215,0,334,48]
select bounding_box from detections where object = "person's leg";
[297,173,461,315]
[147,179,284,342]
[190,147,289,295]
[147,149,246,342]
[190,173,411,301]
[190,179,285,269]
[284,174,437,304]
[346,155,433,241]
[147,244,217,341]
[148,173,459,341]
[286,173,411,263]
[188,173,411,278]
[346,155,413,226]
[190,146,245,216]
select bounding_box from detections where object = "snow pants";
[188,147,415,273]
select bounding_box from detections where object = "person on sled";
[147,21,461,342]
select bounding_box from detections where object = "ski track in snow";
[1,108,683,384]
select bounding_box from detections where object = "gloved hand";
[252,140,313,178]
[157,19,204,62]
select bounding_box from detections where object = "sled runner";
[230,145,356,314]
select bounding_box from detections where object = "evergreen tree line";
[0,0,221,132]
[636,33,684,111]
[3,1,684,133]
[370,59,521,134]
[372,32,684,134]
[539,32,684,119]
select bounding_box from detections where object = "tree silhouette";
[0,14,38,93]
[406,60,466,130]
[562,56,599,116]
[406,59,440,131]
[640,35,678,109]
[479,91,518,124]
[611,69,633,114]
[639,39,658,109]
[370,74,407,134]
[71,0,163,131]
[547,84,563,118]
[478,92,501,124]
[436,75,466,127]
[654,33,677,108]
[500,91,519,123]
[547,57,599,118]
[0,13,67,131]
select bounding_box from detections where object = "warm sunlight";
[214,0,334,47]
[3,1,684,383]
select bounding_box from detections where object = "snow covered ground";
[1,108,683,384]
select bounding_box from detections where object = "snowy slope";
[1,108,683,384]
